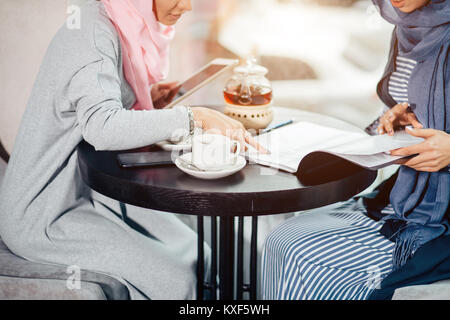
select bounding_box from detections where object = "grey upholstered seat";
[392,279,450,300]
[0,144,129,300]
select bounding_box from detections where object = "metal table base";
[197,216,258,300]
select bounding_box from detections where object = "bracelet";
[186,106,195,136]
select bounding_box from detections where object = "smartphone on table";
[117,151,175,168]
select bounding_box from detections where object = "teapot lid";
[233,56,268,76]
[234,64,268,76]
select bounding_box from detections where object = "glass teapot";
[223,57,274,130]
[223,57,273,107]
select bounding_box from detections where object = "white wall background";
[0,0,73,153]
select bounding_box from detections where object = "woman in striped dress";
[261,0,450,300]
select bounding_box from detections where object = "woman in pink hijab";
[101,0,187,111]
[99,0,265,149]
[0,0,264,301]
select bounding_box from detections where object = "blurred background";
[168,0,393,129]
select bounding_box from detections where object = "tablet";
[164,58,239,109]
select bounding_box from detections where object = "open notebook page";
[246,122,424,173]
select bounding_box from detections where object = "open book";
[246,121,423,176]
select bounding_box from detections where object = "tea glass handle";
[238,74,252,105]
[231,141,241,159]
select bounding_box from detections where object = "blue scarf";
[372,0,450,269]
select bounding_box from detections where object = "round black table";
[77,107,377,300]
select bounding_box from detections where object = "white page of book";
[326,152,404,170]
[246,122,424,173]
[326,130,424,155]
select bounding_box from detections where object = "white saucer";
[175,153,247,180]
[156,128,203,151]
[156,140,192,152]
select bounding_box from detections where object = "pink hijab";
[101,0,175,110]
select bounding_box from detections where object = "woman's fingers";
[161,89,170,98]
[402,152,436,167]
[157,81,179,90]
[166,84,182,102]
[377,120,386,135]
[393,128,450,172]
[152,82,180,103]
[414,167,440,172]
[227,127,269,154]
[409,165,442,172]
[406,161,443,172]
[378,107,400,135]
[401,128,440,154]
[192,107,270,154]
[245,132,270,154]
[379,112,395,135]
[405,127,437,138]
[390,141,429,157]
[204,127,222,136]
[229,119,269,154]
[377,103,424,135]
[405,113,423,129]
[230,130,247,152]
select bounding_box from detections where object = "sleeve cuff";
[169,106,190,142]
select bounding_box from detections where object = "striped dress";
[260,56,417,300]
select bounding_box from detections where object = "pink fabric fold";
[101,0,175,110]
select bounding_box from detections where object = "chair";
[392,280,450,300]
[0,140,129,300]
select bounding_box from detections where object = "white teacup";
[192,134,241,171]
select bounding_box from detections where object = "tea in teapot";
[223,58,274,130]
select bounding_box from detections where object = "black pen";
[261,119,294,134]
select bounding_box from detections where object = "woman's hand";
[377,102,423,135]
[191,107,270,154]
[391,128,450,172]
[151,82,182,109]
